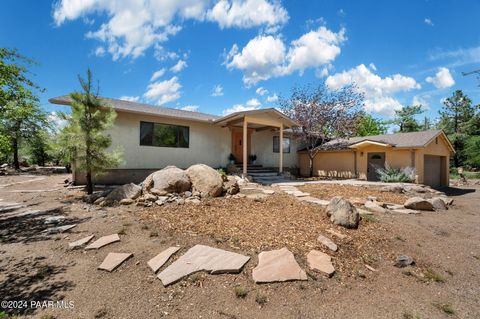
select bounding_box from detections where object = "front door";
[367,152,385,181]
[232,131,243,163]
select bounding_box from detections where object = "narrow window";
[140,121,189,148]
[273,136,290,153]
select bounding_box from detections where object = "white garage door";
[424,155,442,187]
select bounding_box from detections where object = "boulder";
[404,197,434,211]
[186,164,223,197]
[326,197,360,229]
[106,183,142,202]
[151,166,191,194]
[429,197,447,210]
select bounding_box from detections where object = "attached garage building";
[298,130,455,188]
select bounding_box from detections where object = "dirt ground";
[0,174,479,319]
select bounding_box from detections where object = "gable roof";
[49,95,221,123]
[214,108,299,128]
[320,130,454,152]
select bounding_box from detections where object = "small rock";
[150,188,168,196]
[184,191,192,198]
[120,198,134,205]
[394,255,415,268]
[365,264,376,272]
[317,234,338,252]
[155,200,164,206]
[381,185,404,193]
[192,191,200,197]
[94,197,105,205]
[367,196,377,202]
[144,193,158,202]
[262,189,275,195]
[404,197,434,211]
[307,250,335,277]
[439,196,454,206]
[177,198,185,205]
[44,216,66,224]
[186,198,201,205]
[326,229,347,240]
[364,200,387,214]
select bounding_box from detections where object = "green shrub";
[376,165,415,183]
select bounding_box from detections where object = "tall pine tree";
[67,69,122,194]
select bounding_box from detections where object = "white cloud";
[428,46,480,67]
[144,76,182,106]
[47,111,68,131]
[211,84,224,97]
[119,96,140,102]
[425,67,455,89]
[150,68,166,82]
[256,87,268,96]
[246,98,261,107]
[326,64,421,116]
[424,18,434,26]
[94,46,105,56]
[266,93,278,102]
[226,35,286,85]
[207,0,288,29]
[412,95,430,109]
[170,59,187,73]
[225,26,346,85]
[222,97,263,115]
[180,105,199,112]
[53,0,288,60]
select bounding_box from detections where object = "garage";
[424,155,445,188]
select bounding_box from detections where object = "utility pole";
[462,69,480,86]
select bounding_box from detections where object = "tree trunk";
[309,155,314,177]
[86,171,93,194]
[12,137,19,170]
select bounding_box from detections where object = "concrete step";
[255,178,290,185]
[248,172,279,177]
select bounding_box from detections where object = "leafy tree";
[464,136,480,168]
[356,113,387,136]
[438,90,479,167]
[280,83,364,177]
[67,69,122,194]
[394,105,423,132]
[27,128,52,166]
[0,48,47,169]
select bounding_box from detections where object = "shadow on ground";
[0,208,90,244]
[0,256,75,316]
[441,186,476,197]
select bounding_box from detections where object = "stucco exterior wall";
[298,151,356,178]
[298,133,452,187]
[108,112,231,169]
[251,130,299,169]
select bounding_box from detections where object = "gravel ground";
[0,174,479,319]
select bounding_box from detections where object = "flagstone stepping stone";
[157,245,250,286]
[44,224,76,234]
[298,196,329,206]
[98,253,133,272]
[326,229,347,240]
[292,191,310,197]
[262,189,275,195]
[317,234,338,252]
[307,250,335,277]
[69,235,95,249]
[252,247,307,283]
[147,247,181,273]
[392,208,421,215]
[85,234,120,250]
[246,194,268,201]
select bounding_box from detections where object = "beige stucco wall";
[298,134,452,186]
[298,151,356,178]
[251,130,299,169]
[107,111,231,169]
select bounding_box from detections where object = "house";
[49,96,299,184]
[298,130,455,187]
[49,96,454,188]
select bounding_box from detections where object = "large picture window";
[140,121,189,148]
[273,136,290,153]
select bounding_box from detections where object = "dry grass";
[141,194,395,276]
[299,184,408,205]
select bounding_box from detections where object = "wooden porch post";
[243,117,248,177]
[279,124,283,173]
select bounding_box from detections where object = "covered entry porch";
[214,108,298,177]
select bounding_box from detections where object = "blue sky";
[1,0,479,121]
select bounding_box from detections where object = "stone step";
[255,178,291,185]
[248,172,279,177]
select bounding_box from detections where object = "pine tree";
[438,90,479,167]
[68,69,122,194]
[394,105,423,132]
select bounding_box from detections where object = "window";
[140,121,189,148]
[273,136,290,153]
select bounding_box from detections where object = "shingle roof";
[48,95,221,123]
[323,130,447,149]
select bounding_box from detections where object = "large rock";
[326,197,360,229]
[429,197,447,210]
[404,197,434,211]
[186,164,223,197]
[106,183,142,202]
[151,166,191,194]
[364,200,387,214]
